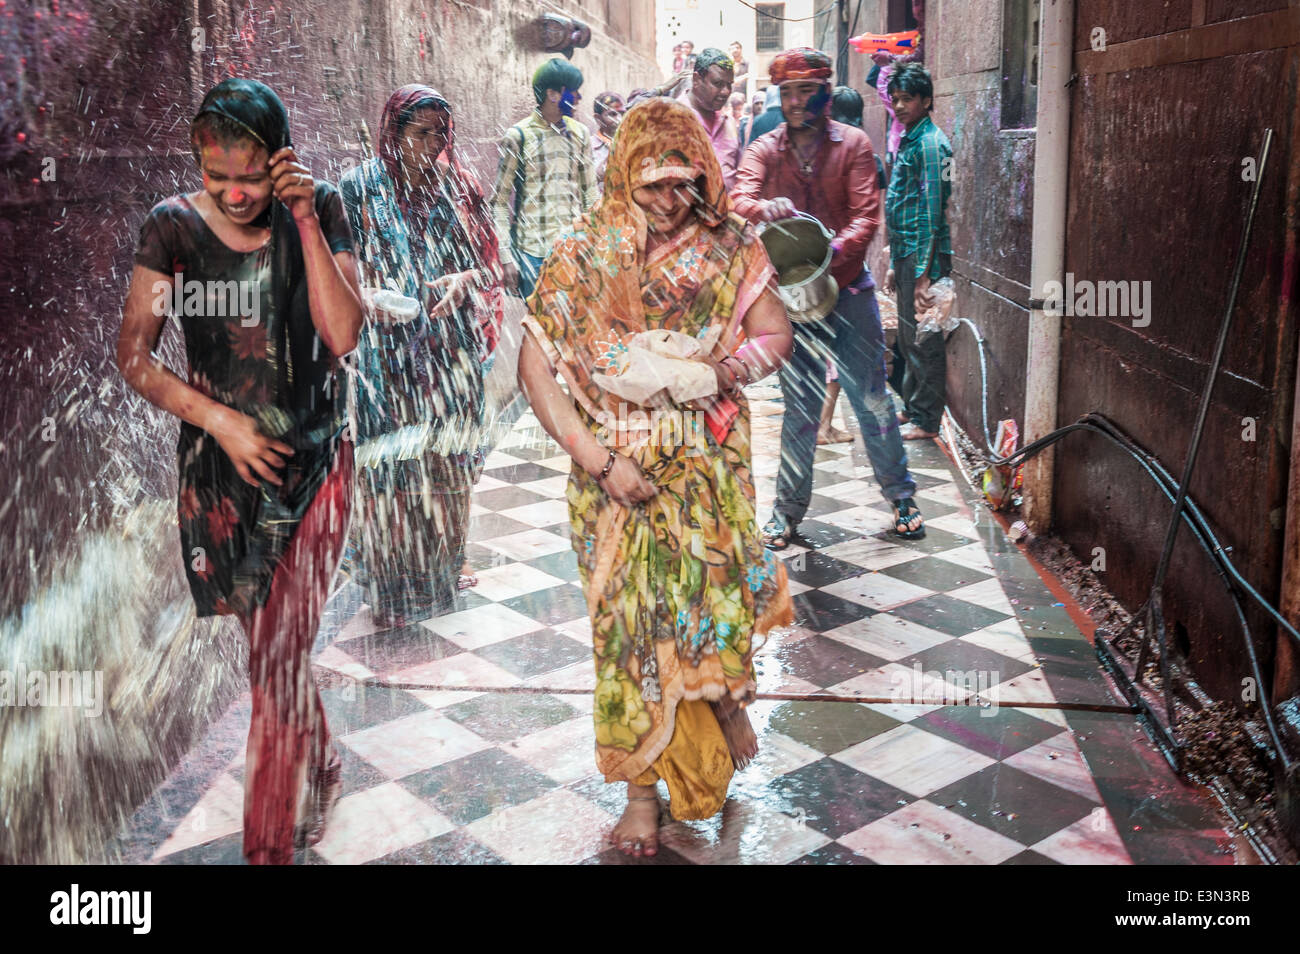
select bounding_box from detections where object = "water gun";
[849,30,920,56]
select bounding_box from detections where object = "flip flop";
[891,498,926,540]
[294,748,343,850]
[762,513,796,550]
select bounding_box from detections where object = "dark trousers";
[774,275,916,525]
[893,253,951,434]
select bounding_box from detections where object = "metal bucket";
[758,212,839,323]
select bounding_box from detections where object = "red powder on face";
[193,128,222,150]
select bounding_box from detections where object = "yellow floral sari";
[523,98,793,819]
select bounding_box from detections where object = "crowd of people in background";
[116,6,949,864]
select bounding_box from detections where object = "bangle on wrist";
[723,354,751,387]
[596,449,617,480]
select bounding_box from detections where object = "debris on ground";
[939,422,1295,862]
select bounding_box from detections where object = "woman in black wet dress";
[117,79,362,865]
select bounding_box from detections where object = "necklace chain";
[791,132,822,174]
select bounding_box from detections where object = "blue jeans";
[774,275,917,524]
[515,251,545,299]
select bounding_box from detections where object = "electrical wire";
[944,317,1299,768]
[733,0,839,23]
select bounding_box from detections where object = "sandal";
[457,574,478,590]
[294,748,343,850]
[762,512,797,551]
[891,498,926,540]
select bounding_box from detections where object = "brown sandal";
[294,749,343,850]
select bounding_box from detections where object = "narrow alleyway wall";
[926,1,1296,707]
[0,0,659,862]
[1055,1,1296,705]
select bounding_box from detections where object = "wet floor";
[105,382,1235,864]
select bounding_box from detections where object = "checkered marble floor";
[108,382,1233,865]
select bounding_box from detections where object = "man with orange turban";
[732,47,926,549]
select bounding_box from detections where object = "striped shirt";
[885,115,952,279]
[490,110,596,260]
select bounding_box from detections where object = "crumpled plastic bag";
[592,328,721,406]
[981,418,1024,511]
[916,277,958,342]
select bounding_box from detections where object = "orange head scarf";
[595,95,732,258]
[524,96,770,443]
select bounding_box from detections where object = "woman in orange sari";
[517,97,794,856]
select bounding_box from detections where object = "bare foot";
[899,423,939,440]
[817,426,853,445]
[609,788,660,857]
[711,696,759,770]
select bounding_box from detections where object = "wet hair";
[190,78,290,162]
[887,62,934,110]
[190,111,263,162]
[394,94,449,134]
[694,47,734,76]
[532,58,584,105]
[830,86,864,127]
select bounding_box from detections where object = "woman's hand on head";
[599,454,657,508]
[269,147,317,223]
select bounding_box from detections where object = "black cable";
[837,0,864,87]
[735,0,839,23]
[942,320,1298,768]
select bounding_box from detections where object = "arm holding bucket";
[730,138,795,223]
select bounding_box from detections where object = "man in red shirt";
[732,47,924,546]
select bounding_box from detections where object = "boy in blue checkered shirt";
[884,63,952,440]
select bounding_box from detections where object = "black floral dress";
[133,186,354,617]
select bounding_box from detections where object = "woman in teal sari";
[340,85,502,625]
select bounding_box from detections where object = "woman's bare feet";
[609,784,660,857]
[711,695,759,770]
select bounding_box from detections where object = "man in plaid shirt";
[492,58,597,298]
[884,62,952,440]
